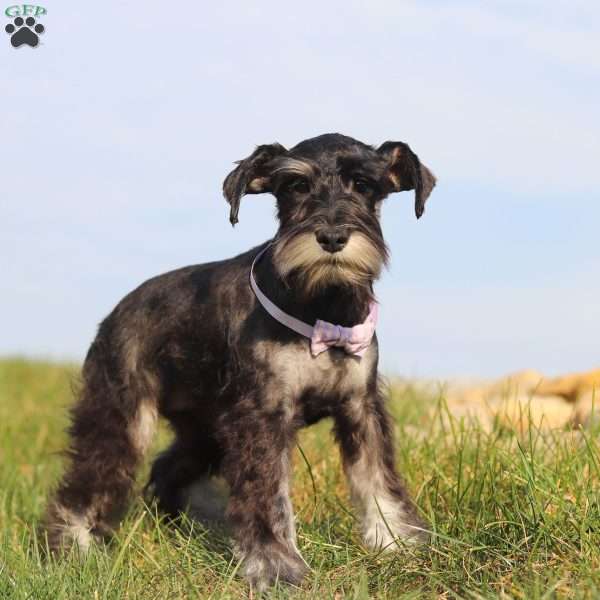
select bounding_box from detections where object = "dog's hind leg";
[42,337,159,553]
[146,432,224,521]
[334,388,427,550]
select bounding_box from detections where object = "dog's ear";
[222,143,287,225]
[377,141,436,219]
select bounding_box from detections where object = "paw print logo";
[5,16,45,47]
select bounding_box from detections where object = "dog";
[42,133,436,590]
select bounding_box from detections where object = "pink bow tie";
[310,303,378,357]
[250,244,378,359]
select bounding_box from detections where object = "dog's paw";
[362,508,429,551]
[240,543,309,592]
[181,476,228,525]
[41,503,95,556]
[363,521,428,552]
[5,16,45,48]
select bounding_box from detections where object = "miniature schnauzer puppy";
[43,133,436,590]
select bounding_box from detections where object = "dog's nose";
[316,229,349,253]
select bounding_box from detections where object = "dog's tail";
[41,331,159,554]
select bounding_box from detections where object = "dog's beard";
[273,231,385,295]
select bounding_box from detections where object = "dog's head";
[223,133,436,295]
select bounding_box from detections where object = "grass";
[1,358,600,599]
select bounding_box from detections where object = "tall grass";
[1,358,599,598]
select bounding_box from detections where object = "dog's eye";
[283,178,310,194]
[352,177,374,194]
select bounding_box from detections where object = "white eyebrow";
[271,158,315,177]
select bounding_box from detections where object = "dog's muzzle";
[315,227,349,253]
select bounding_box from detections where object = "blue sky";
[1,1,599,377]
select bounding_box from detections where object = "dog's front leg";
[218,407,308,591]
[335,392,427,550]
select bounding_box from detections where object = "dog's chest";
[253,340,375,416]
